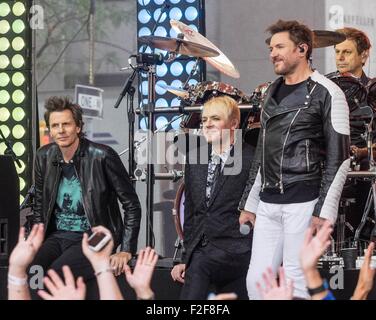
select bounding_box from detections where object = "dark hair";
[335,27,371,54]
[266,19,313,60]
[44,96,84,138]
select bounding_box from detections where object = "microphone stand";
[0,127,22,168]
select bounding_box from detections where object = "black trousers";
[180,242,251,300]
[28,233,99,300]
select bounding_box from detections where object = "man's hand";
[239,210,256,227]
[110,252,132,276]
[310,216,327,233]
[171,264,186,284]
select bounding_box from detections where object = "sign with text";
[75,84,104,119]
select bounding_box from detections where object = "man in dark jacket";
[31,96,141,297]
[239,20,350,299]
[170,95,254,300]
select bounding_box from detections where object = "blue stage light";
[170,61,183,76]
[185,6,198,21]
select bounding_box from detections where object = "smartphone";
[87,231,111,252]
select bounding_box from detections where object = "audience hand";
[352,242,375,300]
[256,267,294,300]
[9,224,44,275]
[124,247,158,300]
[38,265,86,300]
[300,219,333,272]
[82,225,114,274]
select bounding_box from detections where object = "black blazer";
[182,140,254,265]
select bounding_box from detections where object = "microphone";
[133,52,164,66]
[239,221,253,235]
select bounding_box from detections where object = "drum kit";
[136,19,376,260]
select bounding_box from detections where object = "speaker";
[0,156,20,267]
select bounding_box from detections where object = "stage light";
[12,107,25,121]
[156,63,168,77]
[156,116,168,129]
[0,20,10,34]
[138,0,151,6]
[0,0,33,204]
[138,27,152,37]
[171,79,183,88]
[185,6,198,21]
[153,9,167,23]
[12,19,25,34]
[0,106,10,121]
[170,61,184,76]
[0,2,10,17]
[153,0,164,5]
[11,54,25,68]
[12,36,25,51]
[12,124,25,139]
[12,71,25,86]
[154,26,167,37]
[156,80,167,95]
[156,98,168,108]
[0,54,9,68]
[171,115,182,129]
[12,2,26,16]
[138,9,151,24]
[169,8,183,21]
[0,72,10,86]
[171,98,180,106]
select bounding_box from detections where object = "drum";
[367,77,376,111]
[172,182,185,240]
[242,82,271,147]
[187,81,246,105]
[326,72,368,112]
[180,81,247,129]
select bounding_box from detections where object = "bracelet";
[94,267,114,277]
[8,274,28,286]
[307,279,329,296]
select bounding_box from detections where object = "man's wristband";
[307,279,329,296]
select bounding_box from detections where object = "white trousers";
[246,199,318,300]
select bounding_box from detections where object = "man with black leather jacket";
[238,20,350,299]
[31,96,141,298]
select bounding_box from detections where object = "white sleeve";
[244,168,261,214]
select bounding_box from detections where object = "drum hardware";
[172,182,185,263]
[134,168,183,182]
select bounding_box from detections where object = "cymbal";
[312,30,346,48]
[265,30,346,49]
[138,35,219,58]
[157,83,189,99]
[170,20,240,79]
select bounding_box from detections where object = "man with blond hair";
[171,95,254,299]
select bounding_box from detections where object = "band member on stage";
[335,27,371,86]
[31,96,141,298]
[239,20,350,299]
[171,95,254,299]
[334,27,372,161]
[333,27,374,243]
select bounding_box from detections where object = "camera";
[87,231,111,252]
